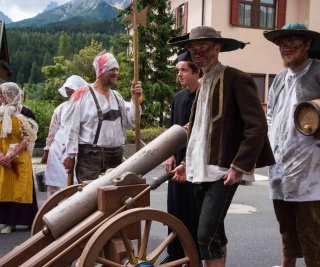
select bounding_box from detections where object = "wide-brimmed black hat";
[263,22,320,59]
[168,26,248,52]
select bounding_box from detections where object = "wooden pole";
[67,173,74,186]
[132,0,141,151]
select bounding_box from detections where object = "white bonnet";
[58,75,88,97]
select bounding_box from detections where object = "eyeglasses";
[279,41,304,52]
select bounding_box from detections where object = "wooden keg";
[294,99,320,136]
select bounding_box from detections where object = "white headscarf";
[58,75,88,97]
[92,52,119,78]
[0,82,22,138]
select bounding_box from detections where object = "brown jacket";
[188,66,275,174]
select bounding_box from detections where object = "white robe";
[44,102,77,188]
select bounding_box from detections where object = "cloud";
[0,0,70,22]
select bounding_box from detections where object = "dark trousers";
[193,179,238,260]
[167,179,200,259]
[273,200,320,267]
[76,144,123,183]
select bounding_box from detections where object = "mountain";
[0,11,13,24]
[106,0,131,9]
[6,0,130,29]
[43,2,59,13]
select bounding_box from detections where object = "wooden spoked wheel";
[78,207,199,267]
[31,184,79,235]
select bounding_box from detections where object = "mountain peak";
[6,0,131,28]
[0,11,13,24]
[43,2,59,13]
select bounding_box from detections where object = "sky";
[0,0,71,22]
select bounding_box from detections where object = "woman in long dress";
[41,75,88,197]
[0,82,38,234]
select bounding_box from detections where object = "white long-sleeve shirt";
[267,59,320,201]
[64,86,138,155]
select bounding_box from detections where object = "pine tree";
[116,0,182,127]
[58,32,72,60]
[28,62,44,83]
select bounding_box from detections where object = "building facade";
[169,0,320,103]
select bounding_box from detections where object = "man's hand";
[164,156,176,172]
[183,123,190,132]
[41,150,49,164]
[169,164,186,183]
[130,81,144,103]
[222,168,243,186]
[63,157,75,174]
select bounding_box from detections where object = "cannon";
[0,125,199,267]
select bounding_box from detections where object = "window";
[230,0,287,30]
[238,0,275,29]
[268,74,276,88]
[251,74,266,103]
[175,2,188,34]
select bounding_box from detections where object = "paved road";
[0,159,306,267]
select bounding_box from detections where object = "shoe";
[0,225,16,234]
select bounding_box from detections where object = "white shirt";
[186,64,229,183]
[267,59,320,201]
[64,86,138,155]
[186,64,254,183]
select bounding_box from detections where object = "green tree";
[23,83,46,101]
[58,32,72,59]
[42,52,53,66]
[116,0,182,127]
[28,62,44,83]
[67,39,105,83]
[40,39,108,106]
[41,56,68,104]
[16,71,25,85]
[24,99,55,144]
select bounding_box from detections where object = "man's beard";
[192,54,213,69]
[102,77,117,87]
[283,53,307,69]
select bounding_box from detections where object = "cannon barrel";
[43,124,187,238]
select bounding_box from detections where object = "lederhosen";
[76,85,124,182]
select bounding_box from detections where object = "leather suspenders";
[88,85,122,147]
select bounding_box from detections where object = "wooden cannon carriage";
[0,125,199,267]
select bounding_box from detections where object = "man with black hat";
[264,23,320,267]
[162,49,202,264]
[169,26,275,267]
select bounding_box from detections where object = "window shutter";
[277,0,287,29]
[230,0,239,26]
[183,2,188,33]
